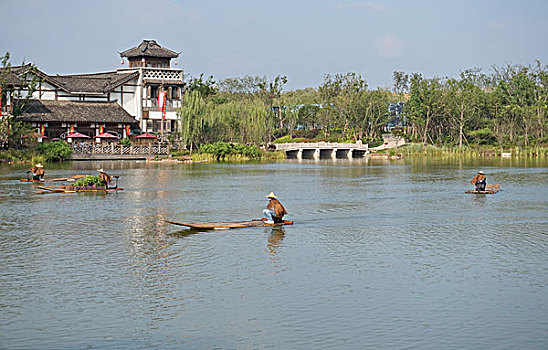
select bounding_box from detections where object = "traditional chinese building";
[3,39,184,142]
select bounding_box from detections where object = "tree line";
[178,61,548,150]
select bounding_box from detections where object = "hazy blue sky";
[1,0,547,90]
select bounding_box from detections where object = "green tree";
[0,52,42,149]
[334,73,368,140]
[360,89,391,141]
[405,74,445,144]
[318,74,343,137]
[36,141,73,161]
[187,74,217,97]
[258,75,288,136]
[445,68,486,147]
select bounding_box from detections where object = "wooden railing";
[72,143,169,155]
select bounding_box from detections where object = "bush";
[200,141,232,161]
[200,142,262,160]
[36,141,72,162]
[273,135,292,143]
[233,144,261,158]
[120,137,131,146]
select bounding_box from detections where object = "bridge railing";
[275,142,369,150]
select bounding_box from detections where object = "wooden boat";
[465,184,500,194]
[166,219,294,230]
[36,185,123,193]
[21,175,86,182]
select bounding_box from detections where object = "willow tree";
[213,98,269,145]
[241,99,269,144]
[177,90,214,153]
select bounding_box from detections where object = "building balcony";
[143,98,181,110]
[118,67,184,83]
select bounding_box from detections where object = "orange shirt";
[30,167,45,176]
[470,174,486,184]
[99,172,112,184]
[266,199,287,219]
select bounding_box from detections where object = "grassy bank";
[185,149,286,162]
[395,143,548,158]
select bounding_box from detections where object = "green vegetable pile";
[74,175,105,187]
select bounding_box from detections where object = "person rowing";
[470,170,487,191]
[27,163,45,181]
[263,192,287,224]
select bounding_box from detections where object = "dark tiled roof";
[48,71,140,94]
[16,100,137,124]
[119,40,179,59]
[0,64,37,85]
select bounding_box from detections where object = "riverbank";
[3,144,547,164]
[390,143,548,158]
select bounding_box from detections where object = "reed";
[397,143,548,158]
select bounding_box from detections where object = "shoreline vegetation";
[2,143,546,165]
[2,54,547,164]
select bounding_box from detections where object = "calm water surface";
[1,157,547,349]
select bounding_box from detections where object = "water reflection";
[470,193,488,207]
[267,226,285,256]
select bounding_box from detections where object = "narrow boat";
[36,185,123,193]
[21,175,87,182]
[166,219,294,230]
[465,184,500,194]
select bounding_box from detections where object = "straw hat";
[97,168,105,173]
[35,163,43,168]
[266,192,277,199]
[477,170,485,175]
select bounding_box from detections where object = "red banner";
[158,91,167,120]
[162,92,167,120]
[158,91,164,111]
[99,125,104,134]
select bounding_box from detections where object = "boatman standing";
[97,168,113,187]
[470,170,487,191]
[263,192,287,224]
[28,163,45,181]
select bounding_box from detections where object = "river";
[1,157,547,349]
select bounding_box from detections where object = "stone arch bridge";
[275,142,369,160]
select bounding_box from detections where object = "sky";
[1,0,547,90]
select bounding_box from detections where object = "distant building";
[2,39,185,141]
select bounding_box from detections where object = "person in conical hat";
[97,168,113,186]
[470,170,487,191]
[263,192,287,224]
[28,163,45,181]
